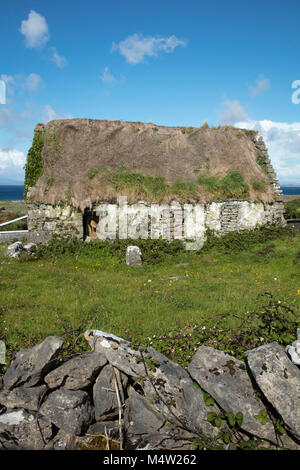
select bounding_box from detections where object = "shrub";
[24,128,44,198]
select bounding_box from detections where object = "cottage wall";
[27,200,286,245]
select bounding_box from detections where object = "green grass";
[197,170,250,199]
[0,228,299,371]
[284,198,300,219]
[251,180,267,191]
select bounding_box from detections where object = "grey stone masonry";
[253,136,283,202]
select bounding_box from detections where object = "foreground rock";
[0,385,46,412]
[84,329,218,438]
[246,342,300,440]
[44,352,107,390]
[188,346,278,443]
[0,409,53,450]
[39,389,92,435]
[3,336,64,389]
[126,246,142,266]
[124,387,196,450]
[93,364,128,420]
[0,332,299,450]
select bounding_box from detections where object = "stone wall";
[26,200,286,245]
[0,331,299,450]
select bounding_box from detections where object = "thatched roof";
[26,119,276,211]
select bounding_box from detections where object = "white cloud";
[43,105,72,123]
[25,73,43,91]
[51,48,67,68]
[219,96,249,124]
[0,149,26,171]
[101,66,117,84]
[1,74,14,85]
[249,75,270,96]
[111,33,187,64]
[20,10,49,49]
[235,119,300,185]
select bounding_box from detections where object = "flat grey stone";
[3,336,64,389]
[246,342,300,440]
[0,409,53,450]
[188,346,278,442]
[44,352,107,390]
[0,384,46,412]
[124,386,165,435]
[93,364,128,420]
[39,389,92,435]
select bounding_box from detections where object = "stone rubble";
[0,332,299,450]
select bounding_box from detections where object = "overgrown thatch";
[25,119,275,211]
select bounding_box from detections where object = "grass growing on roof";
[197,170,250,199]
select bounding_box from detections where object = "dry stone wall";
[0,331,299,450]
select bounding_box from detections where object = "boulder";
[5,241,23,258]
[126,246,142,266]
[93,364,128,420]
[0,409,54,450]
[23,243,37,253]
[188,346,278,442]
[3,336,64,389]
[0,384,46,412]
[39,389,92,435]
[246,342,300,440]
[44,352,107,390]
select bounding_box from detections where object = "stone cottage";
[24,119,285,245]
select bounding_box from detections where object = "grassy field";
[0,200,28,232]
[0,227,299,372]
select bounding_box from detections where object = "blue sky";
[0,0,300,184]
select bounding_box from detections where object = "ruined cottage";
[24,119,285,245]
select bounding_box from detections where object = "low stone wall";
[0,331,299,450]
[26,200,286,244]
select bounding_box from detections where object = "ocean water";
[0,185,299,201]
[0,185,25,201]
